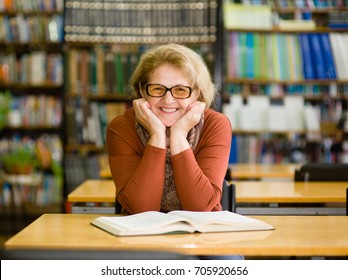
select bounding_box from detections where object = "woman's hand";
[133,98,166,148]
[171,101,206,137]
[170,101,206,155]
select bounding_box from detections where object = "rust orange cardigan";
[106,107,232,214]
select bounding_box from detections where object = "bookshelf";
[62,0,222,193]
[0,0,65,234]
[222,0,348,164]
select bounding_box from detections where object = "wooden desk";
[229,163,300,180]
[99,167,112,179]
[4,214,348,257]
[235,181,347,215]
[67,179,115,213]
[68,179,347,215]
[68,180,115,203]
[236,181,347,203]
[99,163,300,180]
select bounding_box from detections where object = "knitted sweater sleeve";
[172,110,232,211]
[106,109,167,214]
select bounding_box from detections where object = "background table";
[228,163,300,180]
[235,181,347,215]
[100,163,300,180]
[68,179,348,215]
[67,179,115,213]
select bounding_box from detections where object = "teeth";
[162,108,176,113]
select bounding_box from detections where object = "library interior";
[1,0,348,260]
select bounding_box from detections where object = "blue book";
[229,135,238,164]
[238,32,247,78]
[245,32,255,78]
[318,33,337,79]
[298,33,315,80]
[308,33,326,79]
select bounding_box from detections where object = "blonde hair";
[130,44,216,108]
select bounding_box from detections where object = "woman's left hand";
[171,101,206,138]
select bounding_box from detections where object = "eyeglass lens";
[146,84,191,99]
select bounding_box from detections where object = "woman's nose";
[162,90,176,103]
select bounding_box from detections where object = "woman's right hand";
[133,98,166,148]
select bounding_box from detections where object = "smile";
[161,108,178,113]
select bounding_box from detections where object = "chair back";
[294,163,348,182]
[115,199,122,214]
[221,180,236,212]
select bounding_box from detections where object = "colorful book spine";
[245,32,255,78]
[308,33,326,80]
[299,33,315,80]
[318,33,337,79]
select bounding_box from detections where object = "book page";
[168,211,274,233]
[92,211,196,236]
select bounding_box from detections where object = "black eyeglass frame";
[145,84,193,99]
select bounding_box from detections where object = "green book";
[88,50,97,94]
[115,52,125,95]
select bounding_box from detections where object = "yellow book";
[224,4,272,30]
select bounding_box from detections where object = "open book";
[91,210,274,236]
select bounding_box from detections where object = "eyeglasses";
[145,84,192,99]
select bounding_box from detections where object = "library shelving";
[0,0,65,234]
[222,0,348,164]
[62,0,222,193]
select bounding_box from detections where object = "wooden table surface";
[229,163,300,179]
[68,179,116,203]
[100,164,301,180]
[5,214,348,257]
[68,179,348,204]
[235,181,348,203]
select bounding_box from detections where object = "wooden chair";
[294,163,348,216]
[115,180,236,214]
[294,163,348,182]
[221,180,236,212]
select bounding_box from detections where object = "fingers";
[171,101,206,136]
[133,99,165,136]
[187,101,206,123]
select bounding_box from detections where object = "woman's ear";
[139,83,146,98]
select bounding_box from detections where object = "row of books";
[328,10,348,28]
[65,99,127,147]
[0,14,63,43]
[1,174,62,206]
[224,2,348,31]
[0,133,63,169]
[225,32,348,81]
[3,92,62,128]
[224,3,273,29]
[272,0,348,8]
[225,83,348,97]
[225,0,348,8]
[0,133,63,206]
[224,2,318,31]
[229,134,310,164]
[64,153,105,193]
[225,93,345,130]
[0,0,64,12]
[66,44,214,96]
[64,0,218,44]
[223,95,322,133]
[0,51,63,85]
[66,45,139,96]
[229,133,348,164]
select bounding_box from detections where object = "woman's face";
[142,64,199,127]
